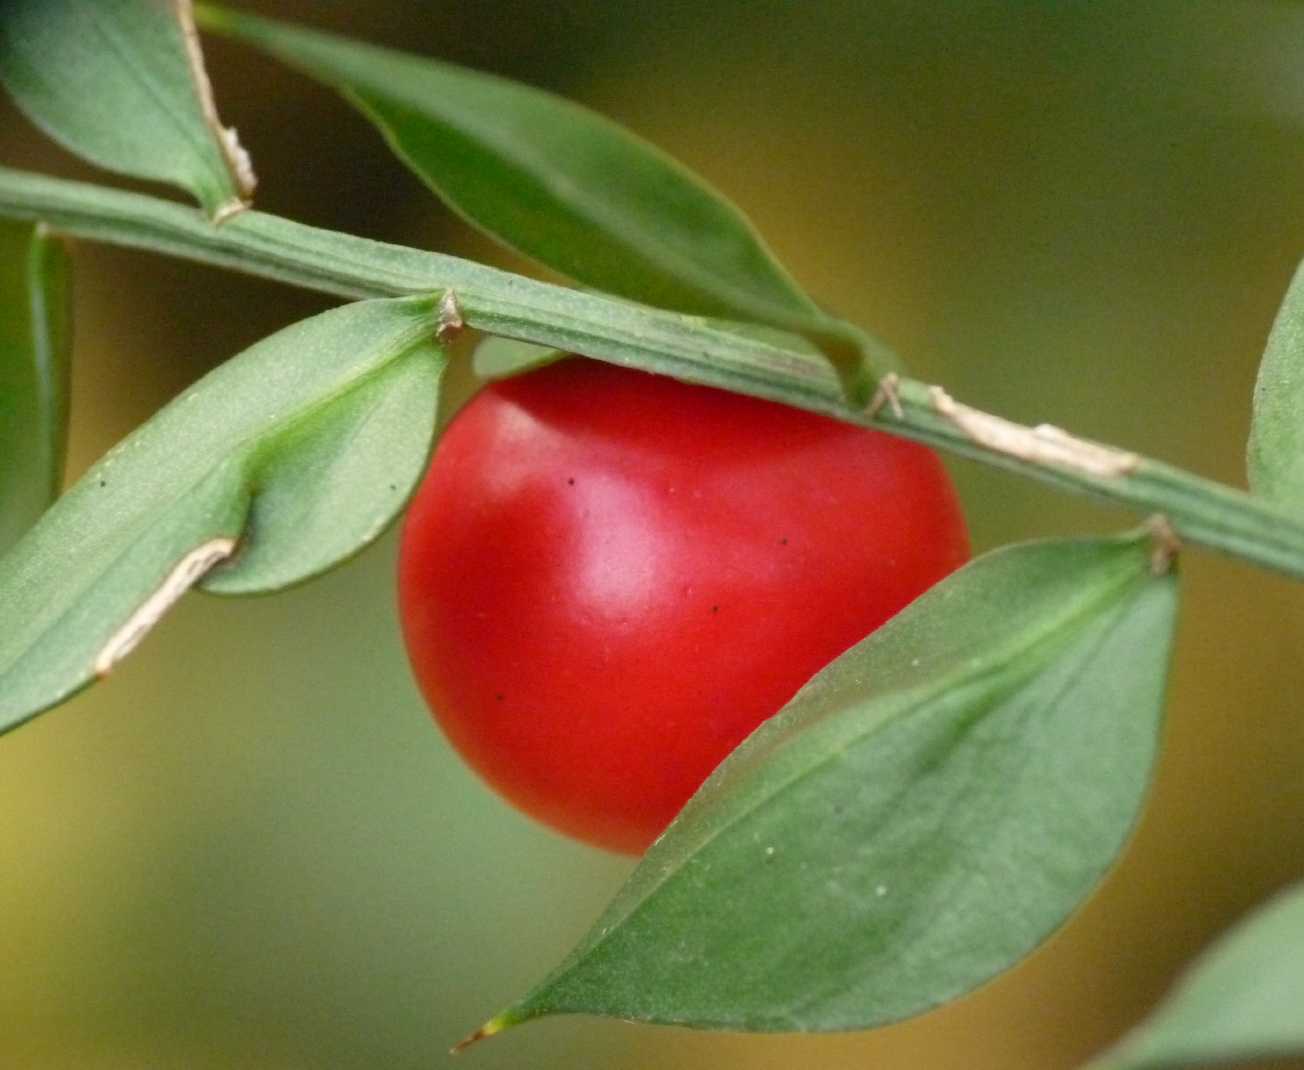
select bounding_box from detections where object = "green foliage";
[487,535,1175,1034]
[0,165,851,412]
[195,3,892,402]
[0,2,1299,1057]
[1250,260,1304,506]
[0,219,70,553]
[472,337,565,380]
[0,0,251,219]
[1090,882,1304,1069]
[5,166,1304,576]
[0,297,443,735]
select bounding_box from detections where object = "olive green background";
[2,2,1304,1067]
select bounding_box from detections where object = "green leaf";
[7,170,1304,584]
[0,220,71,554]
[475,534,1177,1039]
[472,336,565,381]
[1249,258,1304,506]
[1089,882,1304,1070]
[0,296,443,735]
[0,0,254,220]
[195,4,894,402]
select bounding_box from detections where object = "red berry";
[398,357,970,853]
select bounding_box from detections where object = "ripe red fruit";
[398,357,969,854]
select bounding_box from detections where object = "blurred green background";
[3,1,1304,1066]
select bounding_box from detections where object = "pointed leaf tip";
[450,1014,511,1055]
[497,533,1176,1034]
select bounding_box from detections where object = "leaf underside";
[489,535,1177,1035]
[0,296,444,736]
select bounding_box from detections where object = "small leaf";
[0,0,254,220]
[0,220,71,554]
[478,534,1177,1037]
[195,4,895,401]
[1089,882,1304,1070]
[1249,258,1304,505]
[472,336,565,381]
[0,296,443,735]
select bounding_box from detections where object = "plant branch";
[3,165,1302,578]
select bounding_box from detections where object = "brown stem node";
[437,291,466,345]
[1144,514,1181,575]
[866,372,903,421]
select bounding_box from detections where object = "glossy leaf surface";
[1249,258,1304,507]
[482,535,1177,1036]
[196,4,894,400]
[0,296,443,735]
[1091,882,1304,1070]
[0,0,252,219]
[0,220,71,553]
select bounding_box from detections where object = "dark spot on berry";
[495,693,505,702]
[567,477,575,486]
[99,480,106,488]
[389,483,397,491]
[711,604,719,614]
[779,537,789,546]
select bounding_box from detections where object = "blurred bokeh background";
[3,1,1304,1066]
